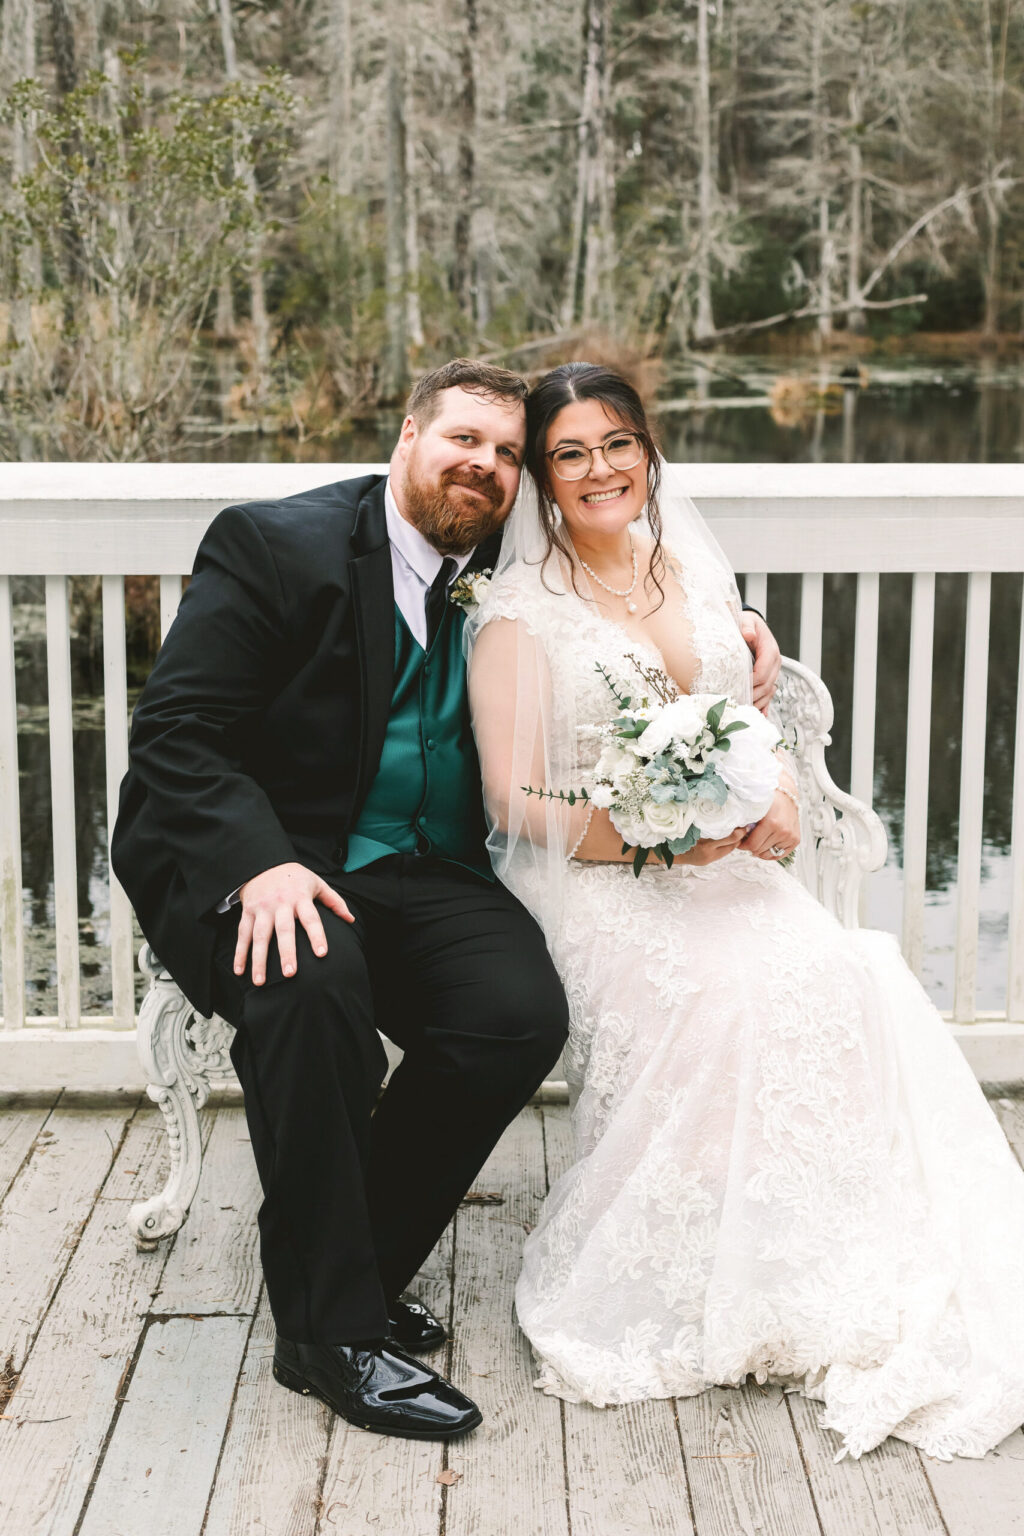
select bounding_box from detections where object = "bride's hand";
[737,790,801,861]
[676,826,749,866]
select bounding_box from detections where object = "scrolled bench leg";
[129,1075,203,1251]
[128,943,235,1252]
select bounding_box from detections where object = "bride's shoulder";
[477,558,571,629]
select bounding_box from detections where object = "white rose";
[719,701,782,746]
[468,573,492,605]
[635,696,703,760]
[589,784,614,809]
[688,784,742,839]
[595,741,637,783]
[641,797,696,846]
[715,732,780,819]
[610,811,649,847]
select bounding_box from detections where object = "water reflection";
[655,356,1024,465]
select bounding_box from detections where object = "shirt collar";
[385,478,475,586]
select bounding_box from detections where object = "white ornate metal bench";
[127,655,887,1250]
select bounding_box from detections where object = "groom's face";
[394,387,526,556]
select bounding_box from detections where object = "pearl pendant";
[626,600,638,613]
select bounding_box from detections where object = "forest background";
[0,0,1022,460]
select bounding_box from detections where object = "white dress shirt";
[384,477,474,648]
[217,477,474,911]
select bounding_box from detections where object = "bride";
[464,361,1024,1462]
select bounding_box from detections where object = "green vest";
[345,602,492,879]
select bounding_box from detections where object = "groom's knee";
[472,961,569,1084]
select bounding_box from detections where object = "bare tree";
[452,0,478,326]
[694,0,716,340]
[218,0,270,395]
[1,0,39,376]
[384,12,409,399]
[563,0,614,330]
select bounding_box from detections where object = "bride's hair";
[525,361,666,606]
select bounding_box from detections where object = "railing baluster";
[1008,574,1024,1022]
[744,572,768,617]
[799,572,823,675]
[159,574,182,642]
[45,575,80,1030]
[850,573,880,806]
[901,573,935,979]
[0,575,25,1029]
[953,571,992,1024]
[102,576,135,1029]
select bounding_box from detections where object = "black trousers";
[209,855,569,1345]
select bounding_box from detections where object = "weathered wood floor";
[1,1091,1024,1536]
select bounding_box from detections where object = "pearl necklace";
[574,527,639,613]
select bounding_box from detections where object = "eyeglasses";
[546,432,645,481]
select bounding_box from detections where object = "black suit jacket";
[112,474,500,1017]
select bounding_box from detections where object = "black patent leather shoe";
[386,1292,447,1353]
[272,1335,481,1440]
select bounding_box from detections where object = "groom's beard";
[402,462,510,556]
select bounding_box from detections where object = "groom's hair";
[407,358,528,426]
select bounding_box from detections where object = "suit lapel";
[464,530,502,579]
[350,481,394,816]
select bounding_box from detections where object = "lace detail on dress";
[496,537,1024,1461]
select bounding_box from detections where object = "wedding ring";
[768,844,786,858]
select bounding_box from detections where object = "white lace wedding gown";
[477,545,1024,1462]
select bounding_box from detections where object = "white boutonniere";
[449,568,492,612]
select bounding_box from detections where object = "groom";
[113,358,780,1440]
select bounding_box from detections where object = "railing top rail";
[2,463,1023,573]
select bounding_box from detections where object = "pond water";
[172,351,1024,466]
[4,351,1023,1019]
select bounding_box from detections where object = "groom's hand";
[740,612,781,713]
[233,862,355,986]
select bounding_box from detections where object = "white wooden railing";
[1,463,1023,1086]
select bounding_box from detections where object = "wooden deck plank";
[76,1315,250,1536]
[542,1104,697,1536]
[1,1101,1022,1535]
[444,1106,569,1536]
[677,1382,824,1536]
[0,1111,173,1536]
[0,1103,135,1376]
[923,1429,1024,1536]
[316,1225,453,1535]
[990,1096,1024,1167]
[0,1094,59,1205]
[154,1106,262,1316]
[202,1291,330,1536]
[786,1391,947,1535]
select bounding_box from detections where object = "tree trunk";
[49,0,85,328]
[452,0,477,326]
[2,0,39,371]
[978,0,1009,339]
[50,0,77,97]
[215,277,236,340]
[694,0,715,342]
[383,19,409,400]
[564,0,612,330]
[810,0,832,342]
[580,0,612,328]
[845,82,865,333]
[219,0,270,396]
[327,0,354,198]
[405,69,425,352]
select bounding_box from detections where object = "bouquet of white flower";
[526,656,783,876]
